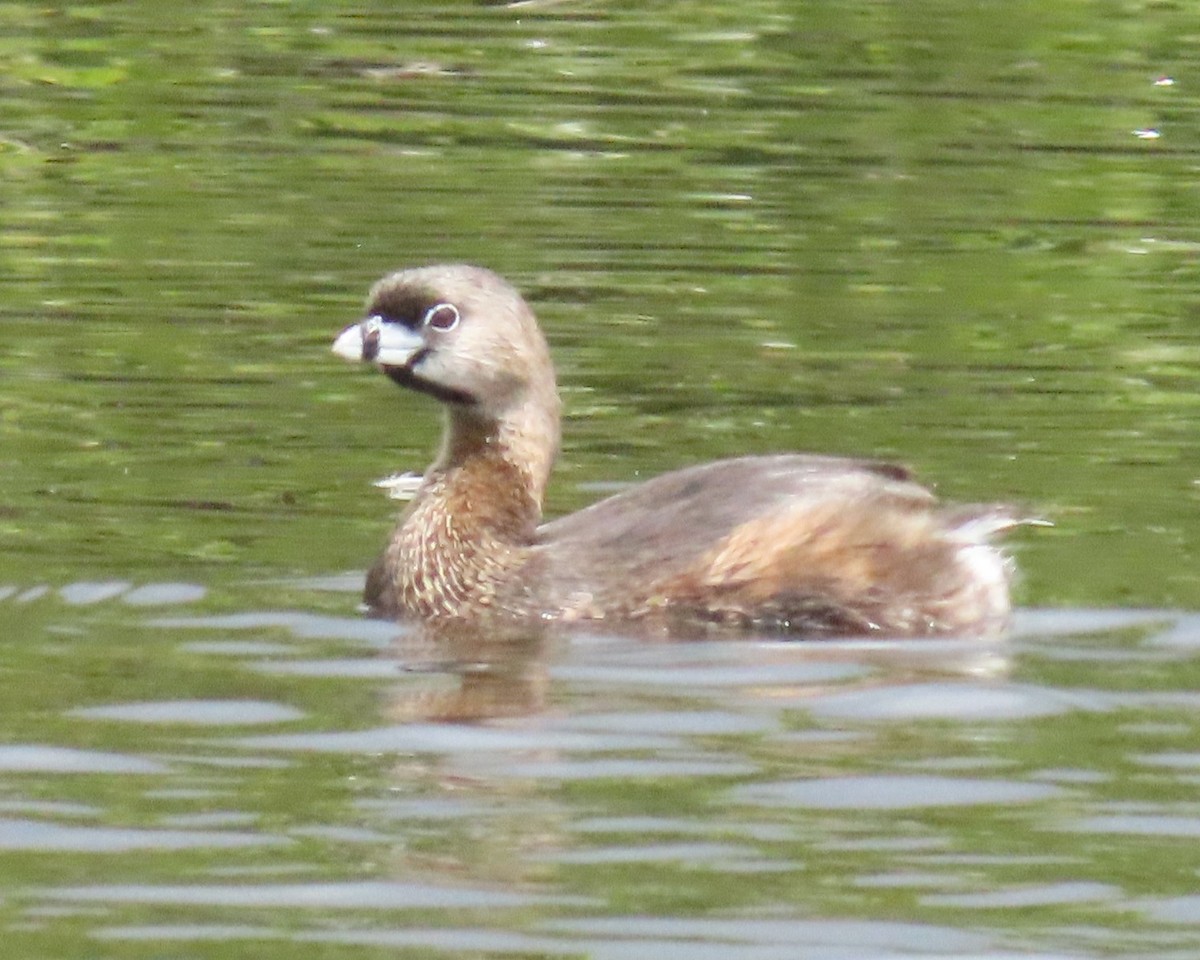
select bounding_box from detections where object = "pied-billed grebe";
[333,264,1026,638]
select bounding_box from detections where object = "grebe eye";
[423,302,460,332]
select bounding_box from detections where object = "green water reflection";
[3,0,1197,608]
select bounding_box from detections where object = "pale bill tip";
[331,324,365,362]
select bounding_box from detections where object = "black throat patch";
[383,364,476,407]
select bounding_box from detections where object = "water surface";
[2,1,1199,957]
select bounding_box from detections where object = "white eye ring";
[423,302,460,332]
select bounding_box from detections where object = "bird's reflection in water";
[383,618,555,723]
[377,609,1015,726]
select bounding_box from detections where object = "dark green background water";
[4,0,1197,607]
[2,3,1200,958]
